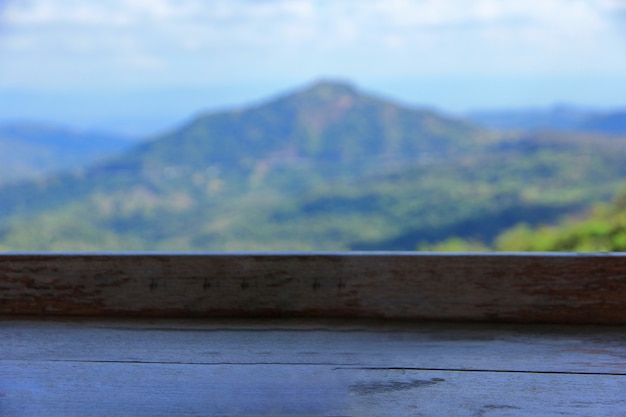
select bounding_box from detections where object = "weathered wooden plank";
[5,361,626,417]
[2,319,626,417]
[3,319,626,375]
[2,253,626,323]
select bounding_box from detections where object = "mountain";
[1,80,626,251]
[0,80,492,218]
[468,106,626,135]
[0,123,135,184]
[110,80,489,175]
[580,111,626,135]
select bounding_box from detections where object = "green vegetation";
[494,188,626,252]
[421,187,626,252]
[1,81,626,252]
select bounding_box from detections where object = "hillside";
[0,123,134,184]
[425,186,626,252]
[492,187,626,252]
[1,80,626,251]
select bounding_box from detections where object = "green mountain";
[0,80,492,221]
[0,123,134,184]
[111,80,488,174]
[1,80,626,251]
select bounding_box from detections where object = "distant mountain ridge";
[1,80,626,251]
[0,122,134,184]
[468,105,626,134]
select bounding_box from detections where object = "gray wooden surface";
[3,253,626,324]
[3,318,626,416]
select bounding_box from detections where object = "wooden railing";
[2,252,626,324]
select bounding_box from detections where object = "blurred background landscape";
[0,0,625,251]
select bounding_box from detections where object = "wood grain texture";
[2,253,626,323]
[3,319,626,416]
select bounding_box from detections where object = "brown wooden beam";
[2,253,626,324]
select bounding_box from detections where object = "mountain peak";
[303,79,358,96]
[115,80,484,176]
[257,79,366,122]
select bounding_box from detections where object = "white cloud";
[0,0,624,90]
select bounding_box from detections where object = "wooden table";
[3,253,626,415]
[3,318,626,416]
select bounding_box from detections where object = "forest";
[1,81,625,252]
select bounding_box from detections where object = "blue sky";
[1,0,625,135]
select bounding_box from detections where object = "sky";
[0,0,625,135]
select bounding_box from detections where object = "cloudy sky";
[1,0,625,135]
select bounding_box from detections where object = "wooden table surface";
[2,318,626,416]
